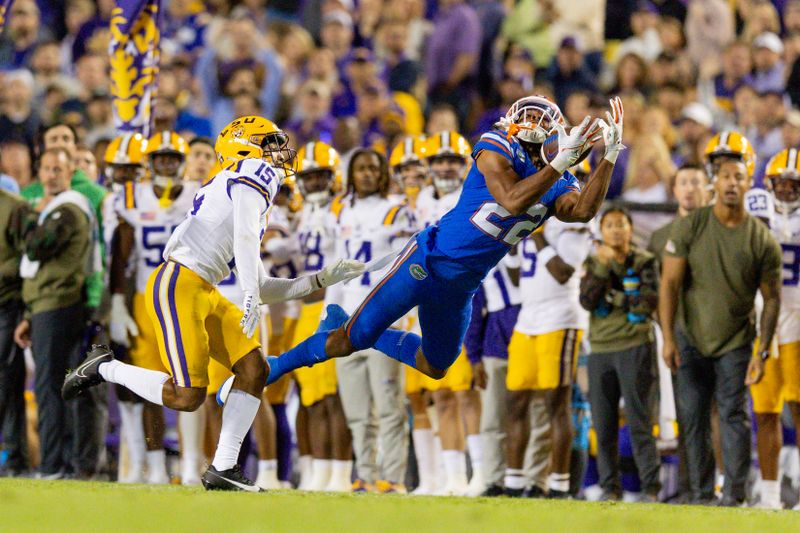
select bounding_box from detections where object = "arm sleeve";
[258,273,319,305]
[24,206,80,262]
[231,185,267,296]
[463,289,487,364]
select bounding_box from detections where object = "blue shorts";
[344,237,475,370]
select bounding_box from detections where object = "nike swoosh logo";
[212,471,259,492]
[74,353,107,379]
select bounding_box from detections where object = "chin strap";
[157,179,174,208]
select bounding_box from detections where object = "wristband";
[536,246,557,265]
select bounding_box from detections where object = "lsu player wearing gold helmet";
[106,129,200,485]
[704,130,756,179]
[101,133,148,248]
[390,135,428,207]
[749,148,800,509]
[64,116,366,492]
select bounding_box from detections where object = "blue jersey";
[417,130,579,291]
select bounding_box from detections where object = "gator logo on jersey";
[409,264,427,281]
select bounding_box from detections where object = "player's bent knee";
[232,349,268,387]
[172,387,207,412]
[326,327,357,358]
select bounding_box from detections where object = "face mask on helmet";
[498,96,563,145]
[106,163,144,186]
[430,155,466,195]
[149,151,185,188]
[261,133,297,183]
[297,168,334,206]
[769,174,800,212]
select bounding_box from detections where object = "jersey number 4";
[470,202,548,245]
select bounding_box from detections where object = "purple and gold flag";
[109,0,162,136]
[0,0,16,33]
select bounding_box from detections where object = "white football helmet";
[496,95,565,145]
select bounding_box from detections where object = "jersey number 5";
[470,202,548,245]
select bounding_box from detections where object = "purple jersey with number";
[415,130,579,291]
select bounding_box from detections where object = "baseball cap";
[323,10,353,29]
[753,32,784,54]
[680,103,713,129]
[559,36,583,53]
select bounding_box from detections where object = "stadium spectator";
[195,9,284,135]
[13,147,97,478]
[684,0,734,69]
[674,103,714,166]
[746,90,786,183]
[425,104,459,137]
[609,53,650,96]
[70,0,114,63]
[544,37,598,110]
[751,32,785,93]
[501,0,557,68]
[425,0,481,126]
[0,187,32,476]
[615,2,662,63]
[320,9,355,67]
[60,0,95,71]
[660,156,783,506]
[0,69,40,148]
[285,80,337,147]
[185,137,216,183]
[579,206,661,502]
[0,140,33,189]
[0,0,51,69]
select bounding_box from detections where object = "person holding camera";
[579,205,661,502]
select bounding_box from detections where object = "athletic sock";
[466,434,483,473]
[146,449,169,483]
[256,460,280,490]
[504,468,526,490]
[327,459,353,489]
[118,402,145,479]
[547,472,570,493]
[212,389,261,471]
[298,455,313,489]
[267,331,329,385]
[258,459,278,474]
[442,450,468,487]
[761,479,781,507]
[412,429,436,489]
[100,361,170,405]
[374,329,422,368]
[308,459,332,491]
[179,410,204,482]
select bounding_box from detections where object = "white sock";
[118,402,146,472]
[412,429,436,488]
[309,459,332,490]
[505,468,526,490]
[179,410,203,480]
[761,479,781,506]
[329,459,353,485]
[434,436,446,488]
[548,472,570,492]
[466,434,483,472]
[100,361,169,405]
[211,389,261,471]
[146,449,168,483]
[442,450,467,487]
[298,455,312,489]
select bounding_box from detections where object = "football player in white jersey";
[331,148,412,493]
[749,148,800,509]
[289,141,354,491]
[64,117,365,491]
[415,131,483,496]
[100,132,148,483]
[504,159,593,498]
[107,130,199,484]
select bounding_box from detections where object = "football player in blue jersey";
[258,96,624,387]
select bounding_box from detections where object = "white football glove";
[240,291,260,338]
[110,293,139,347]
[601,96,625,164]
[549,116,603,174]
[316,258,366,288]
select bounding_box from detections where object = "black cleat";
[481,484,506,497]
[202,465,263,492]
[546,489,571,499]
[523,485,546,498]
[62,344,114,400]
[504,487,524,497]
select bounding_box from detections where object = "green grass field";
[2,479,799,533]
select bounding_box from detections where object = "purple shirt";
[425,3,481,89]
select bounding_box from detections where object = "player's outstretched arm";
[258,258,365,305]
[481,116,601,216]
[555,97,624,223]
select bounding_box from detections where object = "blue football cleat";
[316,304,349,333]
[216,375,234,406]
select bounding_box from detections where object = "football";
[540,131,594,168]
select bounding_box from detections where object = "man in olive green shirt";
[13,148,95,478]
[660,158,783,505]
[20,123,106,310]
[0,189,33,474]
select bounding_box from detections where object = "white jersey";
[264,203,301,280]
[413,185,460,229]
[772,208,800,343]
[336,194,412,314]
[118,181,199,293]
[515,219,592,335]
[482,263,521,312]
[165,158,279,293]
[295,199,340,276]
